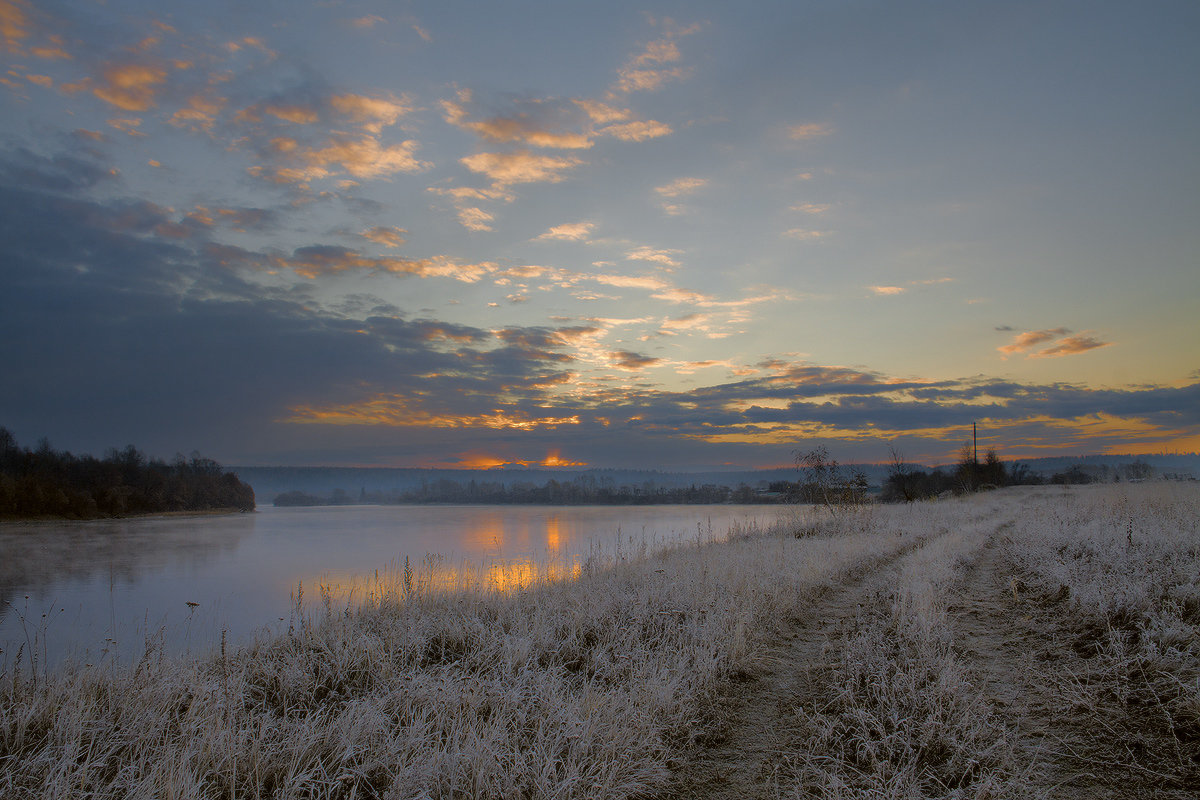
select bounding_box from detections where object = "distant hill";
[231,454,1199,505]
[232,464,895,503]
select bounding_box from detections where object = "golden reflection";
[297,554,584,609]
[545,515,561,555]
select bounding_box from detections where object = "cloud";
[351,15,385,28]
[611,24,700,95]
[1030,334,1112,359]
[331,93,414,133]
[258,135,431,184]
[456,207,494,231]
[573,99,630,124]
[626,246,682,267]
[787,122,834,140]
[442,94,593,149]
[264,104,319,124]
[996,327,1071,356]
[592,274,671,291]
[169,92,227,132]
[610,350,662,371]
[360,226,407,248]
[460,150,582,187]
[535,222,595,242]
[793,202,830,214]
[91,62,169,111]
[598,119,672,141]
[869,286,907,296]
[655,177,708,198]
[782,228,830,240]
[0,0,31,52]
[278,246,495,282]
[1,152,1192,467]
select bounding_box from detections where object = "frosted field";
[2,484,1197,798]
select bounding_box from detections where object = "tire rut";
[650,531,935,800]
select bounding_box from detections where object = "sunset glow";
[1,1,1196,468]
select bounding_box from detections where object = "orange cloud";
[997,328,1070,356]
[360,226,407,248]
[540,450,587,467]
[599,119,672,141]
[107,117,146,136]
[264,104,319,124]
[611,23,699,95]
[460,150,582,187]
[870,286,906,296]
[169,92,226,131]
[92,63,168,111]
[573,99,630,124]
[456,206,494,232]
[592,274,671,291]
[1030,334,1112,359]
[281,396,581,430]
[626,246,681,267]
[442,97,593,149]
[0,0,30,52]
[535,222,595,241]
[278,248,494,282]
[655,177,708,198]
[263,136,431,183]
[331,92,413,132]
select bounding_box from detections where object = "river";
[0,504,799,669]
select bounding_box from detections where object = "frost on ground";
[2,484,1197,799]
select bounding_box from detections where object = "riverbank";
[2,484,1197,798]
[0,508,254,525]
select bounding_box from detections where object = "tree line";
[880,443,1158,503]
[275,476,776,507]
[0,427,255,519]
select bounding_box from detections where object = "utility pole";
[973,422,978,464]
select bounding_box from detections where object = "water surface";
[0,504,796,667]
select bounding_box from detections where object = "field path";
[949,530,1192,799]
[651,530,933,800]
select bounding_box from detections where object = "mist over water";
[0,504,795,668]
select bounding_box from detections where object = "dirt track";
[653,520,1197,799]
[652,533,930,800]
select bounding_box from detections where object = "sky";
[1,0,1197,470]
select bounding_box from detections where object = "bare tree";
[885,444,917,502]
[796,446,868,513]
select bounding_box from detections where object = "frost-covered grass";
[1004,483,1200,789]
[5,485,1195,798]
[0,510,910,799]
[777,495,1042,799]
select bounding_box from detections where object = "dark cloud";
[610,350,662,371]
[0,147,114,193]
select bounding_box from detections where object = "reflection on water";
[0,504,794,667]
